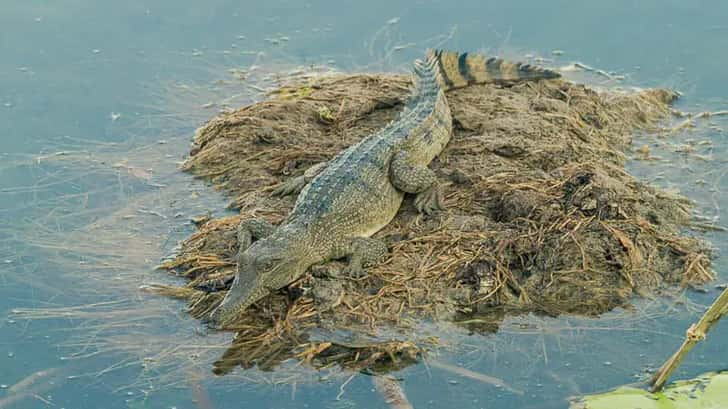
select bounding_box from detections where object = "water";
[1,1,727,408]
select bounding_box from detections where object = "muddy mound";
[155,73,712,373]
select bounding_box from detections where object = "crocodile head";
[208,235,309,328]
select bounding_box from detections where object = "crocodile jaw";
[208,273,268,328]
[208,235,313,328]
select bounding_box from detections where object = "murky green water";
[2,1,727,408]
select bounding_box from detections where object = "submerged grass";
[3,61,401,391]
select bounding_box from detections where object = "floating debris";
[665,110,728,134]
[111,161,152,180]
[136,208,166,219]
[650,287,728,391]
[572,372,728,409]
[392,43,416,52]
[428,359,522,395]
[6,368,59,395]
[372,376,413,409]
[571,62,616,80]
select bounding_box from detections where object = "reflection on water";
[1,1,728,408]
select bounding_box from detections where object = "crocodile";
[207,50,560,327]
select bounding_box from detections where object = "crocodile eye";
[236,252,250,266]
[255,257,277,271]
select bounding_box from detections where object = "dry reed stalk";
[650,287,728,392]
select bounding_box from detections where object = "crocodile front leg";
[237,218,276,250]
[390,151,443,215]
[196,218,275,293]
[272,161,328,197]
[332,237,388,278]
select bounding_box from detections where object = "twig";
[666,110,728,134]
[572,62,615,80]
[427,359,523,395]
[188,372,215,409]
[335,373,356,401]
[7,368,59,394]
[688,222,728,232]
[30,394,53,406]
[650,287,728,392]
[0,393,31,409]
[372,376,413,409]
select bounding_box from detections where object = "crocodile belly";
[310,174,404,240]
[354,186,404,238]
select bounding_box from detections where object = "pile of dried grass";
[154,73,713,373]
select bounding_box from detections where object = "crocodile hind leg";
[332,237,388,279]
[389,151,443,215]
[272,161,327,197]
[237,218,276,251]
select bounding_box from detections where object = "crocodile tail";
[428,49,561,91]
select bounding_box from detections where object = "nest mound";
[156,73,713,374]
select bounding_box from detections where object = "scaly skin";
[208,50,560,327]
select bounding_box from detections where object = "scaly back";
[290,53,444,210]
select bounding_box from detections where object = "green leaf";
[570,371,728,409]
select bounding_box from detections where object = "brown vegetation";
[153,73,713,374]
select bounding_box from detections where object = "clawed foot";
[271,176,306,197]
[414,186,443,215]
[317,263,367,280]
[343,262,367,279]
[311,264,337,279]
[236,222,254,250]
[237,218,275,251]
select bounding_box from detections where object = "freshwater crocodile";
[208,50,560,327]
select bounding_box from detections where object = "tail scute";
[430,49,561,91]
